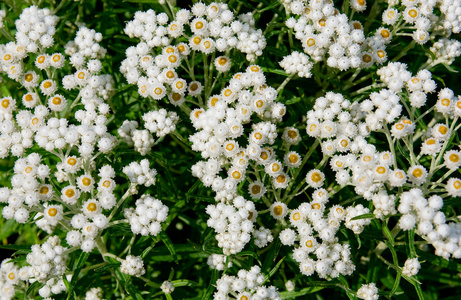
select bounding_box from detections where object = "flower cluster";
[189,66,286,202]
[120,255,146,277]
[398,189,461,259]
[124,194,169,236]
[275,188,357,278]
[214,265,281,300]
[205,196,256,255]
[356,282,379,300]
[121,2,266,106]
[123,159,157,186]
[26,236,69,298]
[284,0,381,70]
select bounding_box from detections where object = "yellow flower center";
[48,208,57,217]
[412,168,423,178]
[65,189,75,197]
[87,202,97,212]
[52,97,62,105]
[40,186,49,194]
[289,154,299,164]
[82,177,91,186]
[25,73,34,82]
[273,205,283,216]
[449,154,459,162]
[293,212,301,221]
[1,99,10,108]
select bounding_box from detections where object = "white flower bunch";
[205,196,256,255]
[121,2,266,106]
[161,280,175,294]
[213,265,281,300]
[254,227,274,248]
[397,189,461,259]
[402,258,421,277]
[284,0,378,70]
[85,287,104,300]
[275,187,357,279]
[120,255,146,277]
[189,66,287,202]
[279,51,313,78]
[11,5,58,52]
[25,236,68,297]
[429,38,461,66]
[357,282,379,300]
[142,108,179,137]
[124,194,169,236]
[207,254,233,271]
[123,159,157,186]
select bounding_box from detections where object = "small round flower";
[23,71,39,88]
[63,156,81,173]
[151,83,167,100]
[39,79,58,96]
[35,54,49,69]
[66,230,82,247]
[403,7,419,24]
[215,56,231,73]
[0,96,16,114]
[50,53,65,68]
[273,172,290,189]
[77,174,94,192]
[188,81,203,96]
[22,93,39,108]
[299,259,315,276]
[285,151,301,168]
[61,186,80,204]
[248,181,266,199]
[399,213,416,230]
[407,165,427,185]
[282,127,301,145]
[44,204,63,225]
[270,202,288,220]
[444,150,461,170]
[279,228,297,246]
[382,8,400,25]
[447,178,461,197]
[306,169,325,188]
[432,124,450,140]
[389,169,407,187]
[38,184,53,199]
[289,209,305,226]
[48,94,67,111]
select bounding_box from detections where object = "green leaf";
[262,238,282,274]
[140,245,154,260]
[262,67,289,77]
[94,263,121,273]
[280,286,325,298]
[171,279,198,287]
[202,269,218,300]
[0,244,31,251]
[389,272,402,297]
[159,232,178,263]
[67,251,89,300]
[264,256,285,284]
[382,223,395,246]
[26,281,44,296]
[351,213,374,220]
[126,281,144,300]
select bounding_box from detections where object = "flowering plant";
[1,0,461,299]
